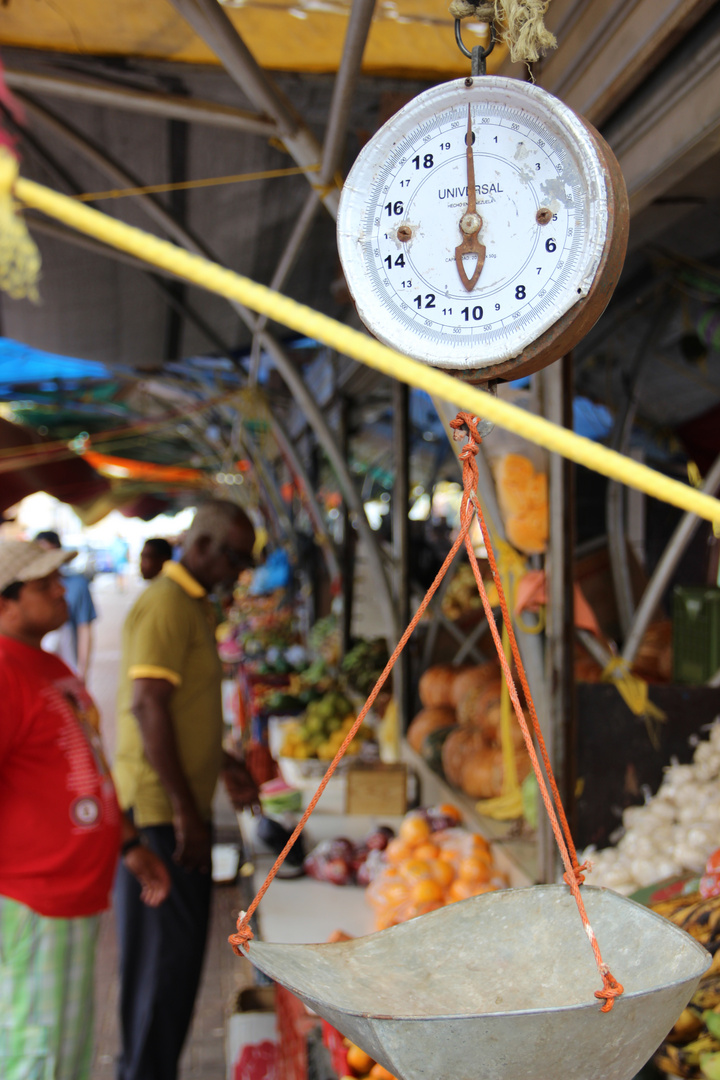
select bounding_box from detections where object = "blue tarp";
[0,338,110,389]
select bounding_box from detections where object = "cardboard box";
[226,987,277,1080]
[345,762,407,816]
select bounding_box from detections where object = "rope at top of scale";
[449,0,557,64]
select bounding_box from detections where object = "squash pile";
[407,662,532,800]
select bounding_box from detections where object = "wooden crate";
[345,763,408,816]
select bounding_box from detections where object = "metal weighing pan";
[241,884,710,1080]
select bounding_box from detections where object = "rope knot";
[228,911,254,957]
[450,411,483,446]
[595,967,624,1013]
[563,860,590,887]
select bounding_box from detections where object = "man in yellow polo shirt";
[113,499,258,1080]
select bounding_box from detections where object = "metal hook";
[454,18,496,76]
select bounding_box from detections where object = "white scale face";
[337,76,610,373]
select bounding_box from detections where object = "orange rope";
[450,414,585,883]
[229,519,471,953]
[229,409,623,1013]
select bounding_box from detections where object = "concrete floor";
[87,574,253,1080]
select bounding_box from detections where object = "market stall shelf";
[240,885,710,1080]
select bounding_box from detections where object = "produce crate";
[345,762,408,816]
[672,585,720,684]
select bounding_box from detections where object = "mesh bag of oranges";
[364,805,509,930]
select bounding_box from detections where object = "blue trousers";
[114,825,212,1080]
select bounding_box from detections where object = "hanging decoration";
[0,146,41,303]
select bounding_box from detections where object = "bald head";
[181,499,255,591]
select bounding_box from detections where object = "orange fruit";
[437,803,462,823]
[448,879,479,902]
[406,899,444,920]
[370,1064,399,1079]
[411,878,444,904]
[438,846,458,864]
[346,1044,374,1073]
[399,814,432,846]
[458,856,491,883]
[413,842,440,861]
[449,879,494,902]
[468,833,492,854]
[384,881,410,905]
[374,911,396,931]
[385,838,412,864]
[429,858,455,888]
[399,858,433,882]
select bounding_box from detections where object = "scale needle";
[455,105,486,292]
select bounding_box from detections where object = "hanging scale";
[336,14,629,385]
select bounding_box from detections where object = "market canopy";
[0,336,111,391]
[0,0,507,80]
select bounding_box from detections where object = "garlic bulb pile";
[583,722,720,895]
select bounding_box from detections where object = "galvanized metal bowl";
[242,884,710,1080]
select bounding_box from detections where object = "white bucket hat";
[0,541,77,594]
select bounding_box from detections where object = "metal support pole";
[3,68,277,136]
[541,355,575,883]
[17,95,398,641]
[270,416,342,586]
[240,426,299,556]
[318,0,376,188]
[16,95,212,255]
[258,330,399,640]
[250,189,320,380]
[606,293,672,638]
[340,397,355,655]
[393,381,411,730]
[622,450,720,667]
[249,0,375,369]
[168,0,338,215]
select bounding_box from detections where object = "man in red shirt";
[0,540,170,1080]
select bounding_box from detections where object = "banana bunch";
[651,893,720,1078]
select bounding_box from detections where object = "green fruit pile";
[341,638,389,696]
[281,691,373,761]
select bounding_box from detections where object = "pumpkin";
[456,679,503,726]
[441,727,487,788]
[460,745,533,799]
[418,664,457,707]
[449,662,501,708]
[406,706,456,753]
[459,746,505,799]
[480,702,529,751]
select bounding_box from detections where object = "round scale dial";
[337,76,628,383]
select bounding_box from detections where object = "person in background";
[113,499,259,1080]
[111,535,131,593]
[139,538,173,582]
[0,540,170,1080]
[35,529,97,683]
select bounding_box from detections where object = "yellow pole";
[15,175,720,528]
